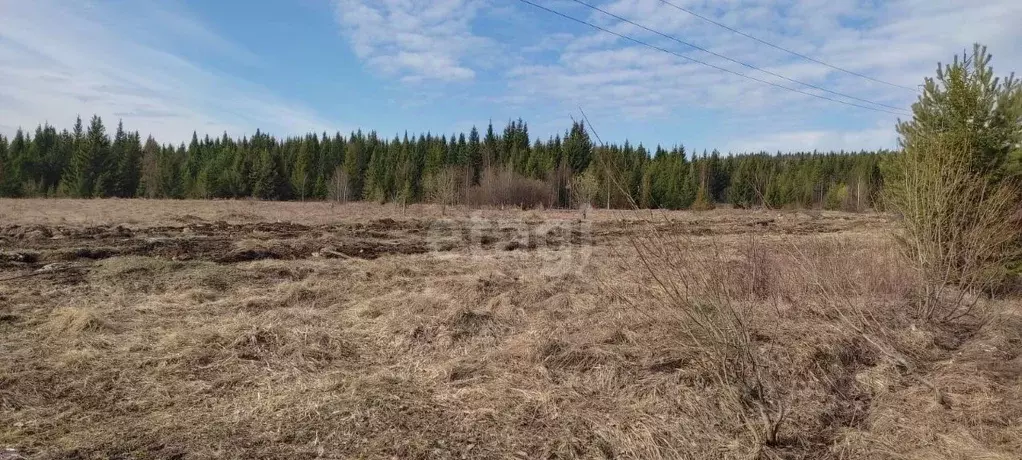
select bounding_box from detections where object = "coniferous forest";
[0,115,888,211]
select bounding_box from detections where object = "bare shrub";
[885,133,1021,322]
[424,167,461,216]
[626,226,787,454]
[691,164,716,211]
[464,165,553,209]
[570,169,599,218]
[328,165,350,205]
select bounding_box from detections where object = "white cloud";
[334,0,489,82]
[355,0,1020,151]
[5,0,1020,152]
[0,0,341,143]
[724,125,899,153]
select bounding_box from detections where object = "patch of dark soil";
[246,222,312,237]
[132,238,232,261]
[68,247,120,260]
[49,266,88,286]
[3,216,595,267]
[327,239,429,259]
[172,214,206,224]
[478,234,497,248]
[1,224,54,240]
[648,357,688,373]
[216,249,285,264]
[369,218,399,231]
[0,251,39,264]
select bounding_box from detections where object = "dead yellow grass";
[0,200,1019,459]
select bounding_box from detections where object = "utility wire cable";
[514,0,909,116]
[578,106,604,146]
[657,0,920,92]
[569,0,909,114]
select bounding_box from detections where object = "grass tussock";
[44,306,111,338]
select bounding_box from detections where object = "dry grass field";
[1,198,1020,459]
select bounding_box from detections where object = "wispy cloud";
[334,0,490,83]
[4,0,1020,152]
[723,124,898,153]
[332,0,1021,150]
[0,0,340,143]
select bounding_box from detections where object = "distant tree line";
[0,115,888,211]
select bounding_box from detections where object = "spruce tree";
[35,125,66,194]
[468,126,482,185]
[253,147,283,200]
[456,133,468,167]
[363,137,389,202]
[1,129,27,196]
[563,121,593,174]
[111,127,141,197]
[139,136,162,198]
[483,122,498,170]
[343,131,367,199]
[0,134,8,196]
[291,137,313,200]
[91,118,116,197]
[59,116,88,197]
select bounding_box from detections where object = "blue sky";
[1,0,1020,152]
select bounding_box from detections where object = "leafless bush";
[464,165,554,209]
[424,167,461,216]
[885,133,1021,322]
[626,225,787,454]
[328,166,350,206]
[570,169,598,218]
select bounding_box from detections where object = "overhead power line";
[656,0,920,92]
[514,0,909,116]
[569,0,909,114]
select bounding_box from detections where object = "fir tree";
[60,116,97,198]
[563,121,593,174]
[0,134,8,196]
[92,119,119,197]
[291,136,314,200]
[468,126,482,185]
[483,122,498,170]
[1,129,28,196]
[253,147,283,200]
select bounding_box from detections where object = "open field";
[1,199,1020,459]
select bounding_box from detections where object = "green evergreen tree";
[253,147,284,200]
[291,136,314,200]
[60,116,103,198]
[482,122,498,171]
[897,44,1022,183]
[0,114,896,209]
[113,129,142,197]
[0,134,8,196]
[93,119,120,197]
[468,126,482,185]
[3,129,29,196]
[563,121,593,174]
[343,131,369,199]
